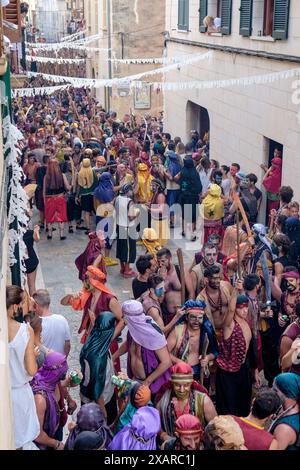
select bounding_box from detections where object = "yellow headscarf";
[78,158,94,189]
[137,163,153,203]
[203,184,224,220]
[142,228,162,259]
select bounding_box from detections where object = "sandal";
[122,270,137,278]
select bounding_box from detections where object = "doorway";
[267,138,283,167]
[264,137,283,224]
[186,101,210,142]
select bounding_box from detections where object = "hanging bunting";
[3,116,29,286]
[25,56,85,64]
[61,29,88,42]
[26,51,213,87]
[11,84,70,98]
[25,34,105,52]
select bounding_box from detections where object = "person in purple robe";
[30,352,68,450]
[108,407,161,450]
[64,403,112,450]
[112,300,172,396]
[75,229,107,281]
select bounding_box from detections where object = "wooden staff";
[232,191,251,238]
[236,208,242,279]
[176,248,186,305]
[200,333,209,386]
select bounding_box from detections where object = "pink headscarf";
[263,157,282,193]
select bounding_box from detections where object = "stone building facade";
[84,0,165,118]
[164,0,300,209]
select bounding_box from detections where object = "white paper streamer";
[149,67,300,91]
[11,84,70,98]
[61,29,88,42]
[26,56,85,64]
[110,56,191,64]
[25,34,106,52]
[26,51,213,87]
[3,117,29,285]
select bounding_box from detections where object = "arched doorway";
[186,101,210,141]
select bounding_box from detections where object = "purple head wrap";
[122,300,167,351]
[31,352,68,437]
[64,403,113,450]
[108,407,161,450]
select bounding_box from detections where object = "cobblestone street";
[35,221,199,409]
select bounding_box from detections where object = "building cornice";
[166,37,300,64]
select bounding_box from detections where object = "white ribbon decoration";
[26,56,85,64]
[26,51,213,87]
[3,117,29,285]
[11,84,70,98]
[61,29,88,42]
[25,34,105,52]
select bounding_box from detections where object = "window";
[178,0,189,31]
[199,0,232,35]
[240,0,290,39]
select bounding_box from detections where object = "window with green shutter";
[221,0,232,35]
[199,0,208,32]
[178,0,189,31]
[272,0,290,39]
[239,0,253,36]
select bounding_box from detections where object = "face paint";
[286,278,298,292]
[173,382,192,400]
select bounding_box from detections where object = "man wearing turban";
[216,283,261,417]
[167,300,219,380]
[161,414,204,450]
[112,300,172,395]
[60,266,123,348]
[270,372,300,450]
[156,362,216,445]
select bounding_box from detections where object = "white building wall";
[164,0,300,201]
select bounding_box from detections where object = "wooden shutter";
[3,0,22,43]
[272,0,290,39]
[239,0,253,37]
[199,0,208,33]
[178,0,189,31]
[221,0,232,35]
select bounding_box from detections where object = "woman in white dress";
[7,286,40,450]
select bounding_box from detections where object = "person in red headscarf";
[60,266,124,370]
[161,414,204,450]
[155,362,216,444]
[262,156,282,215]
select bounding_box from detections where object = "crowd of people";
[7,83,300,451]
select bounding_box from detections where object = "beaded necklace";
[205,287,223,315]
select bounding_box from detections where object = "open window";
[240,0,290,39]
[252,0,274,37]
[199,0,232,35]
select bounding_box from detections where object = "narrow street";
[35,220,199,394]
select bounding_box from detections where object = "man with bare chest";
[167,300,219,380]
[113,300,172,395]
[216,281,261,416]
[197,265,232,334]
[157,248,192,324]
